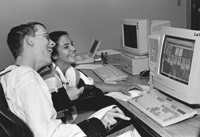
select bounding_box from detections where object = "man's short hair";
[7,22,46,59]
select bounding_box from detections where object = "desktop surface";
[81,58,200,137]
[118,99,200,137]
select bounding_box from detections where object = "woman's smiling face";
[56,34,76,65]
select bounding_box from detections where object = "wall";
[0,0,187,70]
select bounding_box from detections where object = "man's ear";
[25,35,34,46]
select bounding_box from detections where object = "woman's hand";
[101,106,130,130]
[120,84,143,96]
[67,86,84,100]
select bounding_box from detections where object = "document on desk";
[96,49,121,56]
[88,105,116,119]
[75,64,103,70]
[106,84,150,101]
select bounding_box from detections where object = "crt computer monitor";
[154,26,200,104]
[121,18,150,57]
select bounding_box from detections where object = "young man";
[0,22,132,137]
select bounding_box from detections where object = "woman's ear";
[52,54,58,61]
[25,35,34,46]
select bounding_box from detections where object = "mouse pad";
[105,90,141,101]
[105,84,150,101]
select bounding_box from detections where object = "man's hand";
[101,106,130,130]
[67,86,84,101]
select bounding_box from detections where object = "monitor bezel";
[154,26,200,104]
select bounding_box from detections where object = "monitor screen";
[160,36,194,85]
[90,40,99,54]
[123,24,137,49]
[89,39,101,57]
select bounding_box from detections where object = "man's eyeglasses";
[35,32,50,41]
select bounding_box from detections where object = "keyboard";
[128,89,197,127]
[93,64,127,82]
[75,64,103,70]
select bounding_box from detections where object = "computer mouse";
[128,84,144,92]
[139,70,150,78]
[129,84,150,95]
[128,89,142,97]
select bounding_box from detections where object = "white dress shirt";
[0,65,86,137]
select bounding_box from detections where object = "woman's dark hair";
[49,31,69,62]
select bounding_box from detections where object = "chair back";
[0,83,33,137]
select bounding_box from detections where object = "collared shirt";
[0,65,86,137]
[65,66,94,87]
[46,64,94,92]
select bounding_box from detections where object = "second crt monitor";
[121,18,150,57]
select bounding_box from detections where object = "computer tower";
[120,53,149,75]
[148,34,161,73]
[149,71,155,90]
[151,20,171,35]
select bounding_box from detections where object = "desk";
[81,66,200,137]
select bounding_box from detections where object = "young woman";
[49,31,142,100]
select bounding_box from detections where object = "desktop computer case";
[120,53,149,75]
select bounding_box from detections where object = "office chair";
[0,83,33,137]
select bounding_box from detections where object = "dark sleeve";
[51,87,72,112]
[77,118,107,137]
[77,78,86,88]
